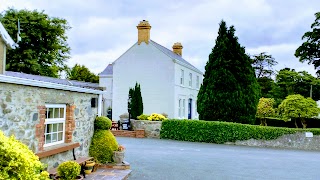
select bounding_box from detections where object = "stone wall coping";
[36,142,80,158]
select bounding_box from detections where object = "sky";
[0,0,319,76]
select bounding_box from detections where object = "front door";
[188,98,192,119]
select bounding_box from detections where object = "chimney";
[0,39,6,74]
[137,20,151,45]
[172,42,183,56]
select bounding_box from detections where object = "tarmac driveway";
[116,137,320,180]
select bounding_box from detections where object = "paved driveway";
[116,137,320,180]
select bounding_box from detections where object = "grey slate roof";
[99,64,113,76]
[5,71,101,90]
[0,22,16,49]
[149,40,202,74]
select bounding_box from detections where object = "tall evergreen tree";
[197,20,260,124]
[128,82,143,119]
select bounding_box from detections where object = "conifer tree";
[128,82,143,119]
[197,20,260,124]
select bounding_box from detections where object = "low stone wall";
[226,132,320,151]
[131,120,162,138]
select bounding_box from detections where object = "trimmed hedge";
[160,119,320,144]
[94,116,112,130]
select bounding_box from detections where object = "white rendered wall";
[99,76,113,115]
[112,42,175,120]
[174,63,203,119]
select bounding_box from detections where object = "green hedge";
[160,119,320,144]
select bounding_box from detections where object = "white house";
[99,20,203,120]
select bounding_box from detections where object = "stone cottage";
[0,22,104,168]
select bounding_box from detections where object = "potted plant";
[56,161,83,180]
[113,145,125,164]
[84,160,95,174]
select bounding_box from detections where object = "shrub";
[137,114,150,120]
[160,119,320,144]
[147,113,167,121]
[57,161,80,180]
[89,130,118,163]
[94,116,112,130]
[0,131,49,180]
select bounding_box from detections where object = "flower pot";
[92,163,99,172]
[113,151,125,164]
[84,161,95,174]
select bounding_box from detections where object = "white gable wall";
[112,42,175,120]
[99,75,112,115]
[174,63,203,119]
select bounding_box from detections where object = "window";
[189,73,192,87]
[178,99,181,117]
[44,104,66,147]
[180,69,184,85]
[196,76,199,88]
[182,99,185,118]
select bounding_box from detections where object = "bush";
[160,119,320,144]
[137,114,150,120]
[0,131,49,180]
[89,130,118,163]
[57,161,80,180]
[147,113,167,121]
[94,116,112,130]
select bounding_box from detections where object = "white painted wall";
[173,63,203,119]
[112,42,175,120]
[99,75,113,115]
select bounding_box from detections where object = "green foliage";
[129,82,143,119]
[251,52,277,78]
[57,161,80,180]
[160,120,320,144]
[89,130,118,163]
[137,114,150,120]
[147,113,167,121]
[197,20,260,124]
[256,98,275,126]
[278,94,319,119]
[0,8,70,78]
[94,116,112,130]
[66,64,99,83]
[0,131,49,180]
[295,12,320,75]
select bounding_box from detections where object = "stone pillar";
[65,105,76,143]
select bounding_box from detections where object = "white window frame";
[182,99,185,118]
[180,69,184,85]
[196,76,199,88]
[178,99,181,117]
[189,73,192,87]
[44,104,66,147]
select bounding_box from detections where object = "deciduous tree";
[0,8,70,77]
[67,64,98,83]
[295,12,320,76]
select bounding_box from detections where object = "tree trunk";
[301,118,307,129]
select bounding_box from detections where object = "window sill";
[36,142,80,158]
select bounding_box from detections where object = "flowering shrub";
[0,131,49,180]
[57,161,80,180]
[137,114,150,120]
[118,145,125,152]
[147,113,167,121]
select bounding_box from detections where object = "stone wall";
[226,132,320,151]
[0,82,98,168]
[131,120,162,138]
